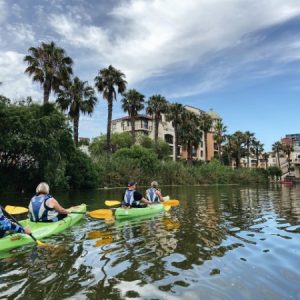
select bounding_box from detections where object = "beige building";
[111,106,221,162]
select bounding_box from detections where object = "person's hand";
[24,226,32,235]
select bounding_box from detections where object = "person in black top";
[122,182,152,208]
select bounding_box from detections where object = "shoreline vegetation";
[0,41,283,193]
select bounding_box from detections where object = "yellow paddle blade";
[87,209,113,219]
[164,206,171,211]
[163,199,179,207]
[163,196,170,201]
[105,200,121,207]
[5,205,28,214]
[36,240,46,246]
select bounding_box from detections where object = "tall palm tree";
[262,152,269,169]
[200,113,213,162]
[56,77,97,146]
[24,41,73,104]
[146,95,168,147]
[251,139,264,168]
[244,131,254,168]
[282,143,294,174]
[231,131,246,168]
[213,119,227,161]
[165,103,185,161]
[121,89,145,145]
[272,141,282,168]
[94,65,127,154]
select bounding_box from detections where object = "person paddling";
[0,206,31,238]
[122,182,152,208]
[146,181,164,203]
[28,182,70,222]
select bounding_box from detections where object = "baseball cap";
[128,181,137,187]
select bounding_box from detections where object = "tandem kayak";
[115,203,165,220]
[0,204,86,252]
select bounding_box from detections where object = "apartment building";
[111,106,221,161]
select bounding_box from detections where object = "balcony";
[122,124,153,131]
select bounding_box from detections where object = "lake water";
[0,185,300,300]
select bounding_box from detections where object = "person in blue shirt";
[0,206,32,238]
[122,182,152,208]
[28,182,70,222]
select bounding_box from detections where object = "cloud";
[48,0,300,94]
[0,0,7,24]
[0,51,41,101]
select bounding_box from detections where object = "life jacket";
[146,187,159,203]
[29,194,58,222]
[123,189,136,206]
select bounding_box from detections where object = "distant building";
[111,106,222,161]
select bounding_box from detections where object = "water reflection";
[0,185,300,299]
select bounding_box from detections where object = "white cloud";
[0,51,42,101]
[48,0,300,94]
[0,0,7,24]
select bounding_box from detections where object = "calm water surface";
[0,185,300,300]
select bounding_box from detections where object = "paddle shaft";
[1,206,38,243]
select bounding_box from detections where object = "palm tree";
[231,131,246,168]
[24,41,73,104]
[213,119,227,161]
[146,95,168,147]
[165,103,185,161]
[262,152,269,169]
[121,89,145,145]
[179,110,202,163]
[244,131,254,168]
[282,144,294,174]
[56,77,97,146]
[94,65,127,154]
[200,113,213,162]
[251,139,264,168]
[272,141,282,168]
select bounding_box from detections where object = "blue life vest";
[29,194,58,222]
[146,187,159,202]
[123,189,136,206]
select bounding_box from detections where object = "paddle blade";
[5,205,28,214]
[36,240,46,246]
[105,200,121,207]
[87,209,113,219]
[163,199,179,207]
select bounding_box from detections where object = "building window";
[201,150,203,157]
[143,119,148,129]
[164,134,173,144]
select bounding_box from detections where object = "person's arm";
[48,198,69,214]
[156,190,164,202]
[1,217,31,234]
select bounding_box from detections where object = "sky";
[1,0,300,151]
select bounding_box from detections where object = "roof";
[206,109,221,119]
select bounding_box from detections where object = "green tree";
[121,89,145,145]
[262,152,269,169]
[200,112,213,162]
[56,77,97,146]
[272,141,282,168]
[24,41,73,104]
[94,65,127,155]
[146,95,168,147]
[244,131,254,168]
[282,143,294,174]
[213,119,227,161]
[165,103,185,161]
[251,139,264,168]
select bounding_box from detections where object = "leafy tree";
[272,141,282,168]
[282,143,294,174]
[165,103,185,161]
[199,112,213,162]
[121,89,145,145]
[94,65,127,154]
[262,152,269,169]
[251,139,264,168]
[213,119,227,161]
[89,132,132,159]
[146,95,168,147]
[244,131,254,167]
[56,77,97,146]
[24,41,73,104]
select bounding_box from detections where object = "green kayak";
[115,203,165,220]
[0,204,86,252]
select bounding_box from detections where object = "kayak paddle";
[5,205,113,219]
[1,206,45,246]
[105,199,179,207]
